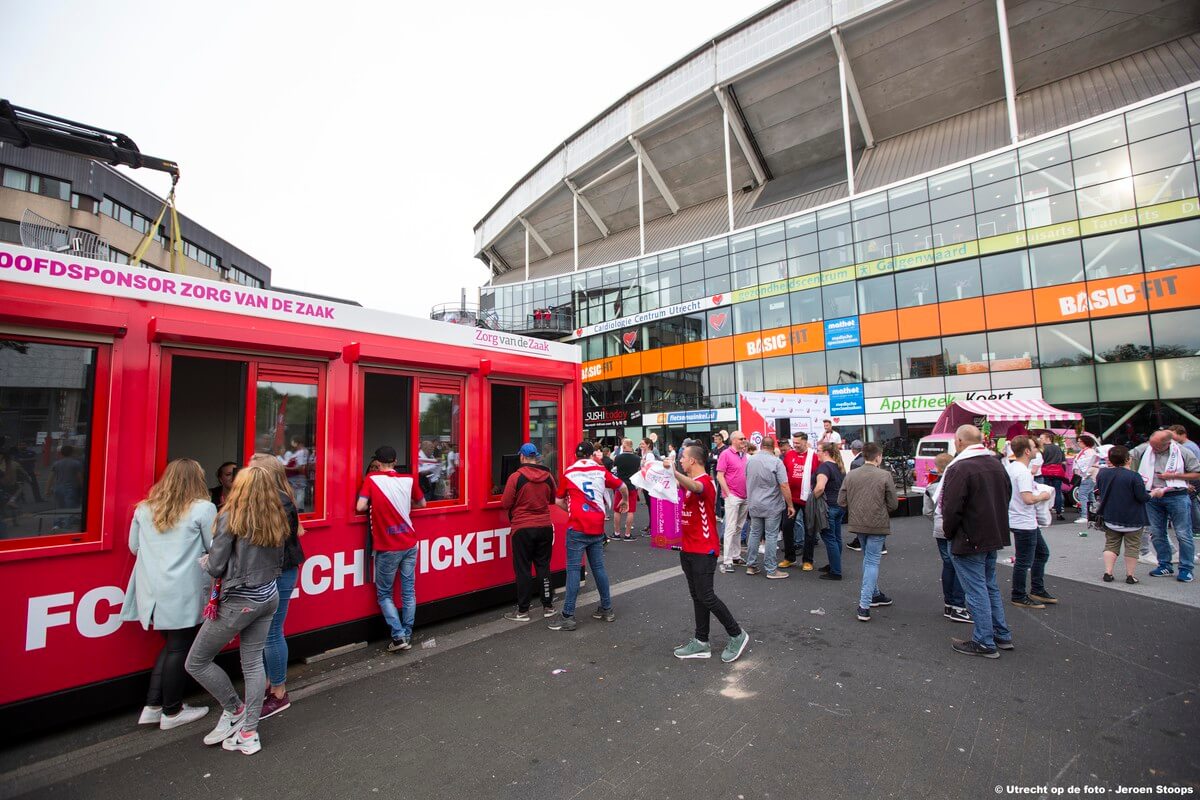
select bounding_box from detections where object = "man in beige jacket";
[837,442,898,621]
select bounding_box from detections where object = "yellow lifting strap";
[130,174,183,271]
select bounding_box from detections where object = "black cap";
[575,441,595,459]
[373,445,397,463]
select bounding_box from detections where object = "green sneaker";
[721,630,750,663]
[672,638,712,659]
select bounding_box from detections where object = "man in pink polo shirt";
[717,431,749,573]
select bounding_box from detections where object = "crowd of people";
[112,417,1197,755]
[552,420,1196,660]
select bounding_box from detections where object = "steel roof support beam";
[995,0,1020,145]
[829,27,874,149]
[577,154,636,193]
[518,215,553,258]
[712,85,769,186]
[487,247,511,275]
[723,105,735,232]
[564,178,610,238]
[627,135,679,215]
[637,151,646,255]
[837,41,856,196]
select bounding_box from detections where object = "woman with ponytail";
[185,465,286,755]
[247,453,305,719]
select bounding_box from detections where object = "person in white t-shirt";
[1006,435,1056,609]
[281,437,311,512]
[818,420,841,447]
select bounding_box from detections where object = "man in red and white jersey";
[356,445,425,652]
[671,444,749,663]
[548,441,628,632]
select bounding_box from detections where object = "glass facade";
[488,88,1200,441]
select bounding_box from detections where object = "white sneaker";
[160,704,209,730]
[1139,553,1159,565]
[137,706,162,725]
[203,707,245,745]
[222,730,261,755]
[1074,518,1089,524]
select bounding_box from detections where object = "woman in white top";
[1072,434,1100,526]
[121,458,217,730]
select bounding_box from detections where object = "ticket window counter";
[161,353,322,515]
[489,382,561,494]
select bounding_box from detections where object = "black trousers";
[146,625,200,715]
[679,552,741,643]
[781,511,816,563]
[512,526,554,612]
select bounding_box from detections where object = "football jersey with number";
[558,458,624,535]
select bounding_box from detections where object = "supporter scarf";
[1138,441,1188,491]
[632,459,680,503]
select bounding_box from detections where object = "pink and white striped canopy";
[932,397,1083,434]
[951,398,1082,423]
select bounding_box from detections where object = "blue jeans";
[951,550,1011,649]
[263,567,298,685]
[935,538,965,607]
[1192,494,1200,538]
[375,547,417,640]
[747,514,782,574]
[1078,476,1095,517]
[1010,528,1049,601]
[563,529,611,617]
[821,506,844,577]
[858,534,886,609]
[1147,492,1195,571]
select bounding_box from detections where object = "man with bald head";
[940,424,1014,658]
[1130,429,1199,582]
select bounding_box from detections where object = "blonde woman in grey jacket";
[186,465,286,756]
[121,459,216,731]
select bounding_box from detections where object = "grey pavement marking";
[0,564,684,800]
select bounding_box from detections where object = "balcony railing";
[429,303,574,338]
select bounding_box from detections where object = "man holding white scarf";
[1130,431,1199,582]
[781,432,818,569]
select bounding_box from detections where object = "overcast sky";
[2,1,766,315]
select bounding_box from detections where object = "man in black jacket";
[940,424,1013,658]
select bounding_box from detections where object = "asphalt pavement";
[3,509,1198,800]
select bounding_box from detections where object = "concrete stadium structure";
[462,0,1200,446]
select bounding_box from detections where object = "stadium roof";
[475,0,1200,283]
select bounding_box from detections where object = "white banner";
[568,293,729,340]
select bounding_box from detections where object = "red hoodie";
[501,464,556,530]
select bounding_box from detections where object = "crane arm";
[0,99,179,179]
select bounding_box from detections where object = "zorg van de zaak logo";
[1057,274,1178,316]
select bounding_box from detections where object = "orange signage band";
[581,265,1200,383]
